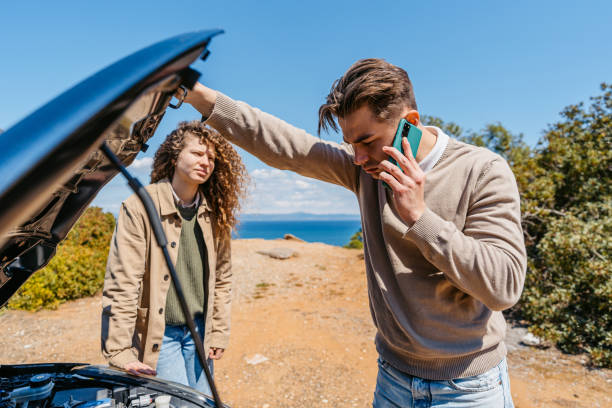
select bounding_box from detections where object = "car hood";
[0,30,222,307]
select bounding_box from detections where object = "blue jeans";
[373,357,514,407]
[156,319,214,396]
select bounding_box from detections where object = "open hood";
[0,30,222,307]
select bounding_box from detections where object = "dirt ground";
[1,239,610,407]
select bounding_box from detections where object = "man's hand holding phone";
[379,123,427,227]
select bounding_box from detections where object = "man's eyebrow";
[343,132,374,144]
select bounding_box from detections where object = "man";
[102,122,248,394]
[181,58,525,407]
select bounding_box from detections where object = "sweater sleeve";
[205,92,360,193]
[403,158,527,311]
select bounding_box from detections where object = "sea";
[232,216,362,247]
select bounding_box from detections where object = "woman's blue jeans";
[373,357,514,407]
[156,318,214,396]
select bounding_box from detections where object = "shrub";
[515,84,612,367]
[520,202,611,366]
[424,85,611,367]
[344,229,363,249]
[8,207,115,311]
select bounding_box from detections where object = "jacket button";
[152,344,159,351]
[170,242,176,248]
[158,308,163,314]
[164,274,169,281]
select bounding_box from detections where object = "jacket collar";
[157,178,211,216]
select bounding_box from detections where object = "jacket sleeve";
[403,158,527,311]
[205,92,361,193]
[209,229,233,349]
[101,201,147,368]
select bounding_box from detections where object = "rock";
[505,324,529,350]
[245,353,269,365]
[256,247,297,260]
[283,233,304,242]
[520,332,541,347]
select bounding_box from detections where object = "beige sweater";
[206,92,526,380]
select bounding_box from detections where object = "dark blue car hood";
[0,30,222,307]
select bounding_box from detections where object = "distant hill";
[240,212,360,221]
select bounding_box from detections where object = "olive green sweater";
[205,91,526,380]
[164,204,208,325]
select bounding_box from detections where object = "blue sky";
[1,1,610,215]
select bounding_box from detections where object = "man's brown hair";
[318,58,417,134]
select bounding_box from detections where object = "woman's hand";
[124,360,157,376]
[208,347,225,360]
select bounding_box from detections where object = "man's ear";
[404,110,420,126]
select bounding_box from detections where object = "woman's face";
[173,134,216,186]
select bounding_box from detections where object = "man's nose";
[353,148,368,166]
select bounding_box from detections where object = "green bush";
[428,85,611,367]
[520,203,611,366]
[8,207,115,311]
[344,228,363,249]
[515,84,612,367]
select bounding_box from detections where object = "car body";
[0,30,229,408]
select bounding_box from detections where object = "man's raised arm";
[182,83,360,193]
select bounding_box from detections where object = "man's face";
[174,134,216,186]
[338,105,400,179]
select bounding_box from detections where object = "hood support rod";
[100,142,224,408]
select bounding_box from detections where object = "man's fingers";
[383,141,424,185]
[382,144,415,176]
[382,145,403,165]
[173,87,185,100]
[380,159,419,190]
[379,171,403,192]
[380,160,407,183]
[402,137,418,162]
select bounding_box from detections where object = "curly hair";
[151,121,249,235]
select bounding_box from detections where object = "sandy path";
[1,239,610,407]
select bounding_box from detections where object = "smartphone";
[383,119,422,189]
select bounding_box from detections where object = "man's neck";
[171,175,199,205]
[414,126,438,162]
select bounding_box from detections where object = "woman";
[102,121,248,395]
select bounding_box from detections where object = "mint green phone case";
[383,119,422,189]
[389,118,421,167]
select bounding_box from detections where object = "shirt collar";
[157,179,210,216]
[418,126,449,173]
[170,184,201,209]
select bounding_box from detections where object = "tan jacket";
[101,179,232,369]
